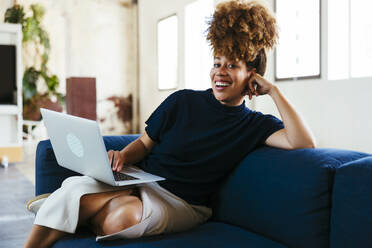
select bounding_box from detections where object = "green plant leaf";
[23,17,40,42]
[23,67,40,100]
[39,28,50,50]
[4,5,25,25]
[6,3,63,103]
[40,72,59,94]
[47,74,60,93]
[30,4,45,22]
[40,52,49,72]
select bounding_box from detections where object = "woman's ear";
[246,66,256,74]
[246,68,256,80]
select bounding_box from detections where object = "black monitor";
[0,45,17,104]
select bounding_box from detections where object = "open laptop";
[40,108,165,186]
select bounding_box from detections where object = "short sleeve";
[145,91,179,143]
[255,112,285,145]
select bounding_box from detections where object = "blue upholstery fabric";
[35,135,139,195]
[53,222,287,248]
[330,156,372,248]
[36,135,372,247]
[213,146,369,248]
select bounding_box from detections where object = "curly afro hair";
[206,0,278,74]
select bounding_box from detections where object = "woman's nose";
[216,65,227,75]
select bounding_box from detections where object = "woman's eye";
[228,64,235,69]
[213,63,220,68]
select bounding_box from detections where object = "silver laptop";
[40,108,165,186]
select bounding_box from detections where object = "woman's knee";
[92,195,143,236]
[80,189,133,211]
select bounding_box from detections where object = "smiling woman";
[24,1,315,247]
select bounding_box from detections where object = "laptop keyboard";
[113,171,139,181]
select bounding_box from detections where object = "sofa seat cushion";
[53,222,287,248]
[213,146,370,248]
[330,156,372,248]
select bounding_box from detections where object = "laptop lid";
[40,108,118,185]
[40,108,165,187]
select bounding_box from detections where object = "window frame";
[274,0,322,82]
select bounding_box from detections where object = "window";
[157,15,178,90]
[275,0,320,80]
[349,0,372,78]
[328,0,372,79]
[328,0,349,80]
[184,0,214,90]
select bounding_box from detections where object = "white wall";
[0,0,13,20]
[256,0,372,153]
[138,0,372,153]
[2,0,137,134]
[138,0,191,132]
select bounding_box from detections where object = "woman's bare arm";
[247,72,316,150]
[109,131,156,172]
[265,85,316,149]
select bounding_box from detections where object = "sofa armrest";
[330,156,372,248]
[35,134,140,196]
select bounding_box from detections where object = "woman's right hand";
[108,150,125,172]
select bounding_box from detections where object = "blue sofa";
[35,135,372,248]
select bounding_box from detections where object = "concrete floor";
[0,143,37,248]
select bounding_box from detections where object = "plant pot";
[23,94,62,121]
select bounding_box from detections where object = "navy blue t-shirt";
[139,89,284,206]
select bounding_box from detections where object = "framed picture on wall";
[157,14,178,90]
[274,0,321,81]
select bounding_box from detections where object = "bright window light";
[275,0,320,80]
[157,15,178,90]
[350,0,372,78]
[329,0,372,79]
[184,0,214,90]
[328,0,349,80]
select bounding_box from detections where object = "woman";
[25,1,315,247]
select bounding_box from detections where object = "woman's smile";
[215,80,232,91]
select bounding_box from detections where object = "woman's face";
[210,55,252,106]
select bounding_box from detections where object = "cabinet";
[0,23,23,162]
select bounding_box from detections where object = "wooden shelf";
[0,23,23,162]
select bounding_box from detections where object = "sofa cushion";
[53,222,288,248]
[35,135,139,195]
[330,156,372,248]
[213,146,370,248]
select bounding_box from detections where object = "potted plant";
[4,4,63,121]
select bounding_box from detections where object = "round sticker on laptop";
[66,133,84,158]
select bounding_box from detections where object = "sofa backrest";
[212,146,369,248]
[330,156,372,248]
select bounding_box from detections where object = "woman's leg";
[24,225,67,248]
[90,194,143,236]
[24,188,135,248]
[78,188,134,225]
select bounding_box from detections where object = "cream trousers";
[34,175,212,241]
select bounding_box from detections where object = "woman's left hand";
[246,71,275,100]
